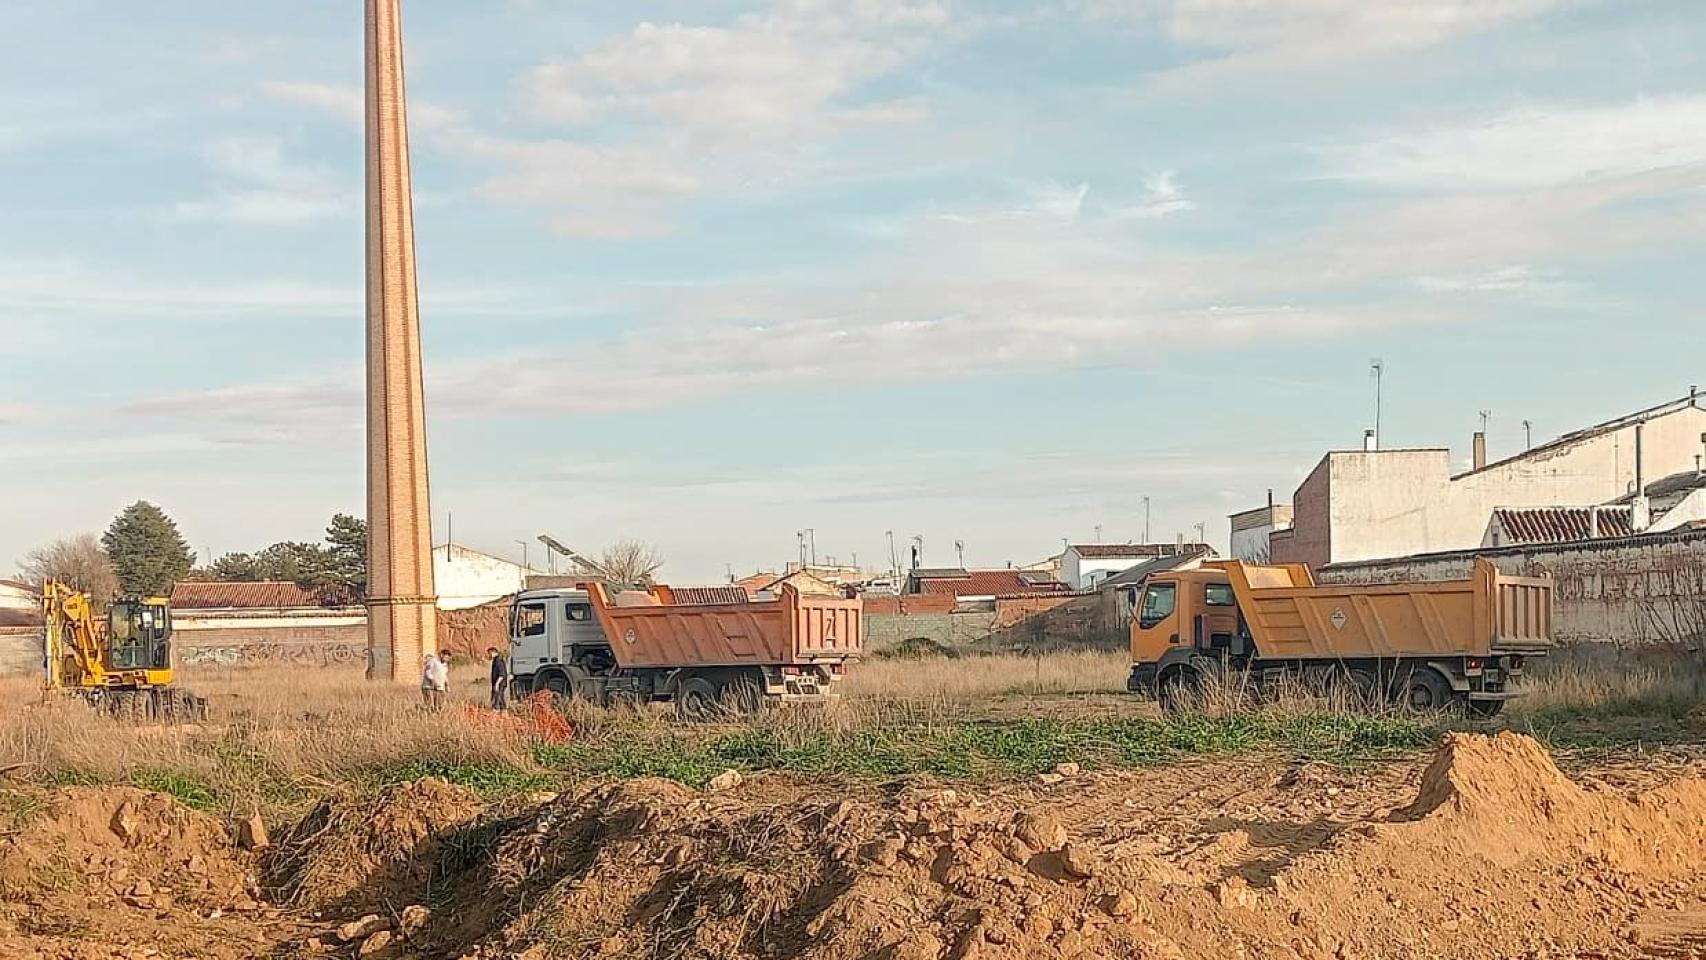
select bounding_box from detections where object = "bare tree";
[599,539,666,588]
[19,534,120,601]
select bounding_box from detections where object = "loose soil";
[1,734,1702,959]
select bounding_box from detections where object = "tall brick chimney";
[365,0,439,681]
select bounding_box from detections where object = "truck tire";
[1401,666,1455,713]
[675,676,720,722]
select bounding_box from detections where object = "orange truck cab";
[1126,559,1553,716]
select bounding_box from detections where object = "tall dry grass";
[0,644,1695,817]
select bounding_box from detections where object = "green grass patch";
[132,770,221,812]
[531,711,1444,788]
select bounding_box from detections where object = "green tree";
[254,541,328,583]
[320,513,368,602]
[102,501,194,597]
[209,552,262,581]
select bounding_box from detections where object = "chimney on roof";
[1472,431,1487,470]
[1632,423,1652,532]
[1363,429,1377,452]
[1589,505,1600,539]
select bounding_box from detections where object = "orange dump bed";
[1223,558,1552,660]
[586,583,862,670]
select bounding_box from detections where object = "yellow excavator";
[41,580,207,721]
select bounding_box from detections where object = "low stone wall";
[1320,528,1706,644]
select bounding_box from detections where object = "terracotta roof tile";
[1492,506,1634,545]
[912,570,1073,598]
[169,580,322,610]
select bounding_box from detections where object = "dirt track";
[1,734,1702,960]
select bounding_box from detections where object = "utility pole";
[1142,496,1151,543]
[1094,524,1103,543]
[954,539,966,567]
[910,534,924,570]
[886,530,898,580]
[1369,358,1384,449]
[1193,521,1205,544]
[796,530,807,570]
[805,528,817,568]
[514,540,529,570]
[1522,419,1533,450]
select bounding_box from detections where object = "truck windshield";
[1138,583,1176,627]
[1205,583,1235,606]
[515,603,546,638]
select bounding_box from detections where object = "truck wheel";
[540,672,572,701]
[1401,667,1454,713]
[675,676,719,721]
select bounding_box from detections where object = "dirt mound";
[1274,731,1706,958]
[264,776,481,912]
[0,786,253,907]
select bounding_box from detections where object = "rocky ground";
[0,733,1702,960]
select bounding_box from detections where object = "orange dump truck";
[1127,558,1552,716]
[507,582,861,717]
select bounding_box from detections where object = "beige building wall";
[1278,403,1706,568]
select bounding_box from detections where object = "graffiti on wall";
[181,642,365,667]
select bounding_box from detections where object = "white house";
[1229,503,1293,563]
[1061,543,1199,590]
[433,544,542,611]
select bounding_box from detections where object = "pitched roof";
[1068,543,1183,560]
[669,585,751,605]
[910,569,1073,599]
[1491,506,1634,545]
[1097,545,1216,589]
[169,580,322,610]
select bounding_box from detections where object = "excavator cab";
[107,599,172,671]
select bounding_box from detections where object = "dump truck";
[507,581,861,717]
[1127,558,1552,716]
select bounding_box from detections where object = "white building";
[1229,503,1293,563]
[0,579,36,617]
[1061,543,1201,590]
[433,544,542,611]
[1270,392,1706,568]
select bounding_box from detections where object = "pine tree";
[322,513,368,601]
[102,501,194,597]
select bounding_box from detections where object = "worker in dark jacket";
[488,647,510,711]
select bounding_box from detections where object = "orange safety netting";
[456,691,575,745]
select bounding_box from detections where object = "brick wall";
[1320,528,1706,644]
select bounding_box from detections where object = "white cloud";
[1111,171,1196,220]
[1412,264,1565,293]
[0,258,355,316]
[0,404,36,426]
[1326,95,1706,191]
[1077,0,1578,90]
[173,137,351,224]
[522,2,947,139]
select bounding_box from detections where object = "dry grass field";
[0,645,1698,821]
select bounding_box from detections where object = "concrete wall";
[1319,529,1706,644]
[435,545,534,611]
[0,629,39,677]
[865,594,1105,651]
[174,610,367,668]
[1273,456,1333,566]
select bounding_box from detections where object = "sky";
[3,0,1705,583]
